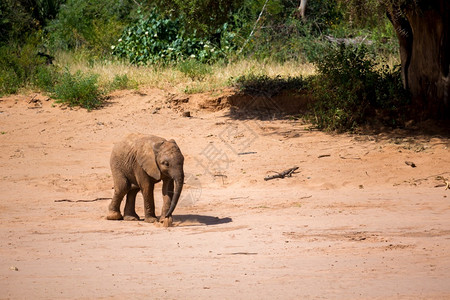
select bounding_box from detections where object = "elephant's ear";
[136,139,163,181]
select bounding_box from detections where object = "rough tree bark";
[385,0,449,119]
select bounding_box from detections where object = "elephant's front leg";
[160,179,174,221]
[142,182,157,223]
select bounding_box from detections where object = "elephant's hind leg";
[107,175,129,220]
[123,188,140,221]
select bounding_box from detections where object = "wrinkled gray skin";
[107,133,184,223]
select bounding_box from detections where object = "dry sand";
[1,89,449,299]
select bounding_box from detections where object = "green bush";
[0,40,48,95]
[152,0,242,35]
[112,10,235,64]
[0,69,20,95]
[53,70,103,110]
[108,74,137,91]
[34,65,59,92]
[47,0,135,54]
[309,43,409,131]
[177,59,212,81]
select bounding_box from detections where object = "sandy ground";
[0,89,449,299]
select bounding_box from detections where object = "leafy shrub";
[47,0,135,54]
[309,43,409,131]
[0,69,20,95]
[0,40,48,95]
[112,10,235,64]
[152,0,242,36]
[232,74,306,97]
[177,59,212,81]
[108,74,137,91]
[53,70,103,110]
[34,65,59,92]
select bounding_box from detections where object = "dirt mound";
[168,88,311,117]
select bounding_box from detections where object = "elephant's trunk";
[166,176,183,218]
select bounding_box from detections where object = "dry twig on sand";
[54,197,112,203]
[264,166,299,181]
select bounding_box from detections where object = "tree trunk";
[386,0,449,119]
[299,0,308,20]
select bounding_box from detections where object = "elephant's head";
[155,140,184,217]
[138,139,184,218]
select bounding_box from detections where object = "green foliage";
[232,74,306,97]
[53,70,103,110]
[305,0,343,33]
[108,74,137,91]
[338,0,386,29]
[152,0,242,35]
[0,68,20,95]
[0,37,48,95]
[112,10,235,64]
[34,65,59,92]
[1,0,65,48]
[47,0,135,54]
[230,0,398,62]
[2,0,401,68]
[309,43,409,131]
[177,59,212,81]
[0,0,37,43]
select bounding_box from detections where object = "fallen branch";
[54,197,112,203]
[264,166,299,181]
[238,151,257,156]
[230,196,250,200]
[339,155,361,160]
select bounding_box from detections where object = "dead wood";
[54,197,112,203]
[264,166,299,181]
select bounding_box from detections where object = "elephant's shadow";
[173,214,232,227]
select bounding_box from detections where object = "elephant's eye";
[162,161,169,167]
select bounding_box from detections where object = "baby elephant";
[107,133,184,226]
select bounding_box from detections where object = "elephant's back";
[110,133,165,168]
[119,133,165,145]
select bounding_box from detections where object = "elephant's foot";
[123,214,140,221]
[161,216,173,228]
[158,214,170,222]
[144,216,157,223]
[107,211,123,220]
